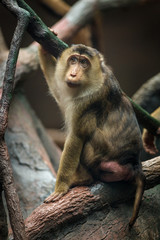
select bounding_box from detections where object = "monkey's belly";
[98,161,135,182]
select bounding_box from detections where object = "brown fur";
[39,44,145,226]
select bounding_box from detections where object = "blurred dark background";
[0,0,160,129]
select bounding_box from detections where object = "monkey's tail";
[129,172,145,227]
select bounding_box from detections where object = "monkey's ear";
[38,45,56,85]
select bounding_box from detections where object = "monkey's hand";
[142,127,160,155]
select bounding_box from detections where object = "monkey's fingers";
[44,192,65,203]
[142,130,158,155]
[48,27,58,36]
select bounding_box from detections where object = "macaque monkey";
[39,44,145,227]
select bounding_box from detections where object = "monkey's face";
[65,54,91,88]
[55,45,105,98]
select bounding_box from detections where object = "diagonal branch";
[129,97,160,135]
[23,157,160,240]
[17,0,68,58]
[132,73,160,113]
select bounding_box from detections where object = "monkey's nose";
[70,73,76,77]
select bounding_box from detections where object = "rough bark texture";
[0,139,27,240]
[0,1,31,239]
[7,157,158,240]
[5,89,61,219]
[0,191,8,240]
[143,157,160,189]
[1,1,160,239]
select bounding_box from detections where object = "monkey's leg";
[142,106,160,155]
[70,164,94,187]
[44,134,84,203]
[129,171,145,227]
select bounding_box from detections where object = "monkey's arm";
[44,133,84,203]
[142,107,160,154]
[38,46,60,103]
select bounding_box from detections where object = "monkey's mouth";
[66,80,81,88]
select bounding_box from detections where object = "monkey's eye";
[80,58,89,68]
[70,56,78,65]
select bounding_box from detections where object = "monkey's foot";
[44,192,66,203]
[143,130,159,155]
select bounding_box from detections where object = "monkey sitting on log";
[38,44,145,227]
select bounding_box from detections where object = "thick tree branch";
[6,90,58,219]
[0,1,30,239]
[17,0,68,58]
[0,0,29,130]
[0,1,160,238]
[143,157,160,189]
[129,97,160,135]
[0,28,8,240]
[22,157,160,240]
[0,187,8,240]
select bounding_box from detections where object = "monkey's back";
[80,94,142,178]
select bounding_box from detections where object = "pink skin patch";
[99,161,134,182]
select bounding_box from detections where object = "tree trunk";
[8,157,160,240]
[5,89,61,219]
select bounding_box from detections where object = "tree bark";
[11,157,160,240]
[0,1,30,239]
[1,1,160,239]
[5,89,61,219]
[0,189,8,240]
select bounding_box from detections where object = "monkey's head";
[55,44,108,98]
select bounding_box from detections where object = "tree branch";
[129,97,160,135]
[142,157,160,189]
[0,188,8,240]
[1,1,160,238]
[132,73,160,113]
[17,0,68,58]
[52,0,159,41]
[0,0,31,239]
[22,157,160,240]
